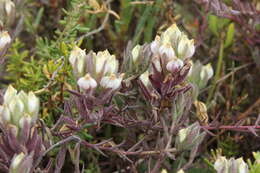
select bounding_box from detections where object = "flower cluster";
[149,24,195,73]
[0,85,39,132]
[63,24,210,172]
[0,86,48,173]
[69,47,124,92]
[214,156,249,173]
[133,24,195,105]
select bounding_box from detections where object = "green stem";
[207,41,224,105]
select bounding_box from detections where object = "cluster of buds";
[149,24,195,73]
[0,0,15,27]
[0,85,39,132]
[0,86,48,172]
[0,30,11,52]
[69,47,124,92]
[214,156,249,173]
[175,122,206,151]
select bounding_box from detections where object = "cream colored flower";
[77,73,97,90]
[166,58,184,73]
[177,35,195,59]
[94,50,119,75]
[161,23,182,46]
[69,46,86,76]
[159,43,175,60]
[100,74,124,91]
[214,156,229,173]
[200,63,214,80]
[131,44,141,63]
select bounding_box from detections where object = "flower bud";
[131,44,141,63]
[0,31,11,51]
[27,92,40,118]
[69,46,86,76]
[161,169,168,173]
[10,152,25,173]
[94,50,118,75]
[9,96,24,126]
[139,71,150,87]
[200,63,214,81]
[214,156,229,173]
[161,23,182,46]
[159,43,175,60]
[3,85,17,104]
[166,58,184,73]
[177,35,195,59]
[0,0,15,27]
[177,170,185,173]
[77,73,97,90]
[4,0,15,17]
[100,74,124,91]
[178,128,189,143]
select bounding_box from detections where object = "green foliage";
[248,152,260,173]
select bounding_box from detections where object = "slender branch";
[75,0,112,42]
[202,125,260,130]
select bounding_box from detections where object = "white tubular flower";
[150,35,161,55]
[177,35,195,59]
[159,43,175,60]
[166,58,184,73]
[94,50,119,75]
[100,74,124,91]
[131,44,141,63]
[10,152,25,173]
[69,46,86,76]
[77,73,97,90]
[200,63,214,80]
[0,31,11,50]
